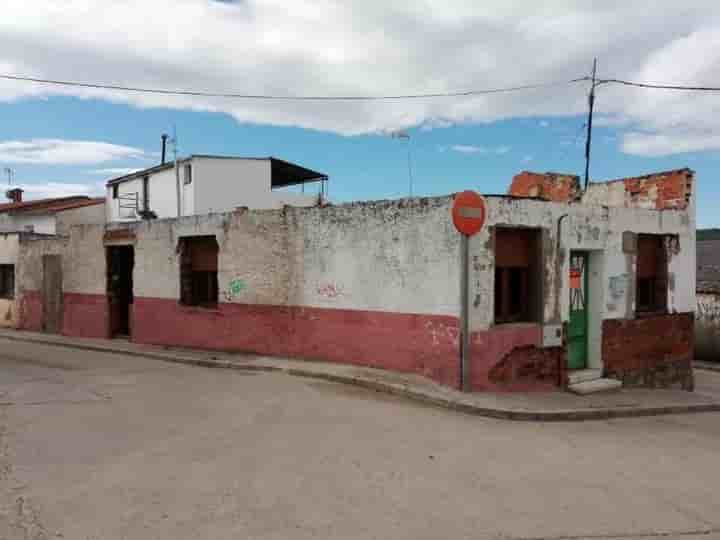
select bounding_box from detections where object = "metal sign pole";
[460,233,470,391]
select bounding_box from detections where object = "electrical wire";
[597,78,720,92]
[0,73,590,101]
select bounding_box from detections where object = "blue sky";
[0,96,716,226]
[0,2,718,225]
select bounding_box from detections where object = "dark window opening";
[0,265,15,299]
[494,228,541,324]
[636,234,669,313]
[179,236,218,307]
[184,164,192,185]
[112,184,119,199]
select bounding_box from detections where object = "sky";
[0,1,718,226]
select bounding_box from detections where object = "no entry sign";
[452,190,487,236]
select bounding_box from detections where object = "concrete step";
[568,378,623,395]
[567,369,603,386]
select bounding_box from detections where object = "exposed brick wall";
[604,169,694,210]
[602,313,694,390]
[508,171,581,202]
[488,345,564,391]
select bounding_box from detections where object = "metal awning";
[270,158,328,188]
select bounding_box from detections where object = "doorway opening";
[107,246,134,338]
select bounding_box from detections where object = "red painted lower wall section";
[18,291,43,331]
[16,291,568,392]
[18,291,109,339]
[603,312,694,390]
[62,293,110,340]
[469,323,563,392]
[132,297,462,388]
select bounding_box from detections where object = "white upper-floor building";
[106,155,328,222]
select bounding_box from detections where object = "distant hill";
[698,229,720,241]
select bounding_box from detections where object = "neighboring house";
[0,189,105,328]
[0,189,105,235]
[106,155,328,222]
[11,167,696,395]
[696,238,720,361]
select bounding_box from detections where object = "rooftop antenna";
[3,167,13,186]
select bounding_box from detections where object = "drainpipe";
[556,213,569,387]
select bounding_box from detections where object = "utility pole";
[172,125,181,217]
[583,58,597,190]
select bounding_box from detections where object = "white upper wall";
[193,157,270,214]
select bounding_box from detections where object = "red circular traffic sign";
[452,190,487,236]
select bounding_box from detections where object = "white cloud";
[0,1,718,152]
[16,182,105,199]
[622,131,720,156]
[91,167,143,176]
[451,145,485,154]
[0,139,147,164]
[451,144,510,154]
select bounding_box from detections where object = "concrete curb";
[3,331,720,422]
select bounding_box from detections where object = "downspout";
[556,212,569,387]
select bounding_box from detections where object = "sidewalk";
[1,328,719,421]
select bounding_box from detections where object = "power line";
[0,73,589,101]
[598,78,720,92]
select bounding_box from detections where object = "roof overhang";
[270,158,328,188]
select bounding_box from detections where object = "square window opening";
[179,236,218,308]
[494,227,542,324]
[184,164,192,185]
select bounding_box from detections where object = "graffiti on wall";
[425,320,459,347]
[316,282,344,299]
[697,295,720,322]
[222,278,247,301]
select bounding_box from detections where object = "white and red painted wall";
[12,169,697,392]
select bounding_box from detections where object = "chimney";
[161,134,169,165]
[5,188,23,203]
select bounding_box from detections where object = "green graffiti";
[229,278,246,296]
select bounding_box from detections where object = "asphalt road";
[2,338,720,540]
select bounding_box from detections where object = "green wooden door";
[568,252,589,370]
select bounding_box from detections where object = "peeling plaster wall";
[123,197,460,315]
[466,196,695,333]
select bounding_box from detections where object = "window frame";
[493,227,542,325]
[183,163,192,185]
[635,234,670,315]
[178,236,219,308]
[0,264,15,300]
